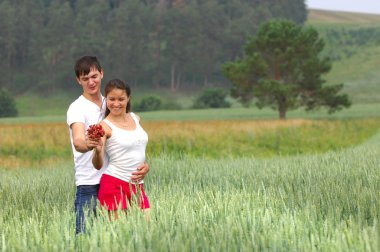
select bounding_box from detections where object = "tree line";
[0,0,307,95]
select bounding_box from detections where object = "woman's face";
[106,88,129,116]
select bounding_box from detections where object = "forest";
[0,0,307,95]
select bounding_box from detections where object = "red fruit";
[87,124,105,139]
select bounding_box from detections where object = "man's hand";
[131,162,150,183]
[86,135,101,151]
[72,122,98,153]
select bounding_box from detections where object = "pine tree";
[223,20,351,119]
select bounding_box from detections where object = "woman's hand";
[131,162,150,182]
[86,136,101,151]
[87,124,105,152]
[93,138,103,153]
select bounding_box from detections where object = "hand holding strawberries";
[86,124,105,152]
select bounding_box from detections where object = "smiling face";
[106,88,129,117]
[76,67,103,96]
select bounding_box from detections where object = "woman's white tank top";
[102,112,148,183]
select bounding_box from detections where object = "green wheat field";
[1,104,380,252]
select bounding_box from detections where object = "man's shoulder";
[67,96,86,111]
[68,95,84,107]
[67,96,86,118]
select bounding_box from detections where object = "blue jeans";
[74,184,99,234]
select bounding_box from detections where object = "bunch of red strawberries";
[87,124,105,139]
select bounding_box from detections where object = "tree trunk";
[203,75,208,87]
[153,38,161,89]
[279,107,286,120]
[153,0,165,89]
[171,64,176,92]
[278,97,287,120]
[175,69,181,91]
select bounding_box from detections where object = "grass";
[0,102,379,124]
[14,87,199,117]
[15,92,74,117]
[139,103,380,121]
[1,129,379,251]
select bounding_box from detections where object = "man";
[67,56,149,234]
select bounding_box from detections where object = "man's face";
[76,68,103,96]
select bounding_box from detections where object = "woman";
[92,78,150,220]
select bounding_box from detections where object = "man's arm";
[71,122,98,153]
[131,161,150,182]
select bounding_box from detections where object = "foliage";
[0,88,18,117]
[134,95,183,112]
[192,87,231,109]
[134,95,162,112]
[223,20,351,119]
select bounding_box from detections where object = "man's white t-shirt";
[67,95,107,186]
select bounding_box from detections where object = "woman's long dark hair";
[104,79,131,117]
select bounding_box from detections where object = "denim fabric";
[74,184,99,234]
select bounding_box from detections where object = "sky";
[306,0,380,15]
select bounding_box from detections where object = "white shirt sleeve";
[67,103,85,127]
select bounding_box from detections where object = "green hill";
[307,9,380,104]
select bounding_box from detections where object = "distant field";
[308,9,380,25]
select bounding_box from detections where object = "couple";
[67,56,150,234]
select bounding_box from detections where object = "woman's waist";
[106,158,145,172]
[103,170,144,184]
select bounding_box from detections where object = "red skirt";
[98,174,150,211]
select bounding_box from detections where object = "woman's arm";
[92,122,109,170]
[92,138,105,170]
[131,162,150,182]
